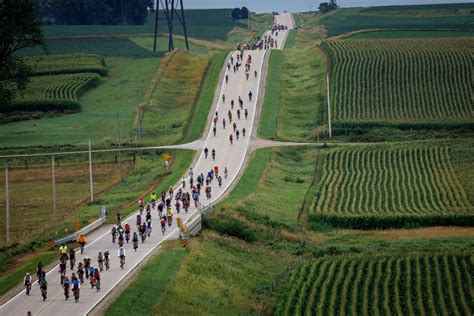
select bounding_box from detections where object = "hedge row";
[32,66,108,77]
[309,213,474,230]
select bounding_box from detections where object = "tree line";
[36,0,153,25]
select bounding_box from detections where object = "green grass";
[137,49,226,145]
[182,51,227,143]
[313,141,473,229]
[320,3,474,37]
[0,57,161,147]
[259,27,326,142]
[285,30,297,48]
[258,50,284,139]
[219,147,319,228]
[155,232,293,315]
[105,245,187,315]
[349,30,474,39]
[324,38,473,129]
[0,251,57,297]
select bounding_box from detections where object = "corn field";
[312,144,473,228]
[276,253,473,316]
[323,38,474,128]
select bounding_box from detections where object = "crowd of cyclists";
[20,22,288,308]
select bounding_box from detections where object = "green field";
[277,253,473,316]
[18,38,164,58]
[0,57,161,146]
[25,54,107,76]
[41,9,244,42]
[348,30,474,39]
[259,27,326,141]
[313,142,473,228]
[9,73,101,113]
[324,38,473,129]
[320,3,474,37]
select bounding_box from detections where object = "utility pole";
[88,139,94,202]
[326,73,332,139]
[5,165,10,245]
[137,107,142,143]
[52,155,56,222]
[153,0,160,52]
[117,113,123,181]
[248,12,250,30]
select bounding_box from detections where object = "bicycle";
[95,279,100,292]
[120,256,125,269]
[98,261,103,272]
[41,287,47,301]
[73,287,80,303]
[25,282,31,296]
[64,285,70,301]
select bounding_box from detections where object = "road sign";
[176,217,182,229]
[48,240,56,249]
[162,153,172,160]
[75,221,81,232]
[179,239,188,248]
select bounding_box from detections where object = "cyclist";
[212,149,216,160]
[237,109,241,120]
[229,134,233,144]
[69,248,76,269]
[245,108,248,119]
[39,277,48,301]
[218,175,223,188]
[132,232,139,251]
[193,191,200,207]
[138,198,144,213]
[98,252,104,272]
[59,244,68,261]
[249,90,253,101]
[224,167,228,179]
[111,226,117,244]
[157,201,164,217]
[83,256,91,279]
[222,94,225,103]
[236,129,240,140]
[136,213,142,228]
[204,147,209,159]
[118,247,126,269]
[124,223,131,243]
[140,223,147,242]
[77,262,85,284]
[93,268,101,291]
[182,176,186,188]
[166,208,173,227]
[205,186,212,199]
[175,199,181,214]
[116,212,121,225]
[213,126,217,136]
[59,257,67,284]
[150,192,157,207]
[242,127,246,137]
[222,118,226,129]
[104,251,110,270]
[63,275,70,300]
[225,74,229,83]
[24,273,32,296]
[77,234,87,254]
[160,216,166,234]
[146,218,152,237]
[254,70,258,78]
[72,276,80,303]
[36,262,44,282]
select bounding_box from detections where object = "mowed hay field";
[323,38,473,129]
[312,141,473,228]
[0,161,131,246]
[276,253,473,316]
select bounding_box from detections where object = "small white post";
[88,139,94,202]
[326,73,332,139]
[5,165,10,245]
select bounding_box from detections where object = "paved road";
[0,12,293,316]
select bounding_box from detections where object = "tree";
[231,7,241,20]
[318,0,338,14]
[0,0,44,110]
[240,6,249,19]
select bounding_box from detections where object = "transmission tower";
[153,0,189,52]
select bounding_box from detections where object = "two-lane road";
[0,12,293,315]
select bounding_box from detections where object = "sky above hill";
[179,0,473,12]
